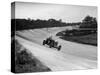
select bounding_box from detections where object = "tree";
[80,15,97,29]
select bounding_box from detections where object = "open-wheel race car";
[43,37,61,51]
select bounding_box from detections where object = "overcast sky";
[12,2,97,22]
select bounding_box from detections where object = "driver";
[48,36,53,45]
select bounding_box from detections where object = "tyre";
[43,40,45,45]
[58,45,61,51]
[49,44,52,48]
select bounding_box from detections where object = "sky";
[12,2,97,23]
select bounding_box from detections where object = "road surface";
[15,27,97,71]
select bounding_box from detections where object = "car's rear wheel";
[43,40,45,45]
[49,44,52,48]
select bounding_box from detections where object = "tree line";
[11,15,97,31]
[11,18,81,31]
[80,15,97,29]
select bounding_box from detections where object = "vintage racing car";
[43,37,61,51]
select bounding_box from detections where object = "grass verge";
[12,40,51,73]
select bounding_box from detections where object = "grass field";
[57,31,97,46]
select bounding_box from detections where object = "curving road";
[15,27,97,71]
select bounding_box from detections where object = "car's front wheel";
[58,45,61,51]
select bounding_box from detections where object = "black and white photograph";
[11,2,97,73]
